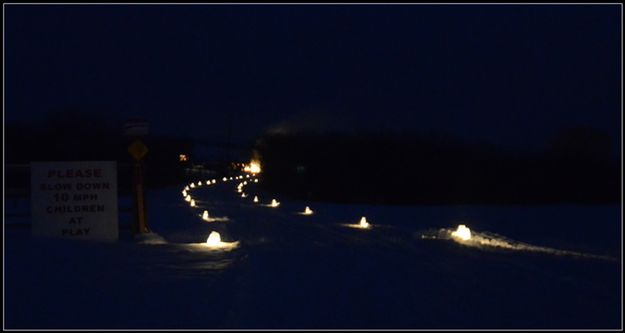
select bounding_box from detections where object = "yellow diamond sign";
[128,140,149,161]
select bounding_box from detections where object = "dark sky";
[5,4,621,151]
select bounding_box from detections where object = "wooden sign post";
[128,139,149,235]
[124,119,150,235]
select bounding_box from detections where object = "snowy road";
[5,175,621,329]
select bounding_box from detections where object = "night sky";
[5,4,621,151]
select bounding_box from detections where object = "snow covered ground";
[4,177,621,329]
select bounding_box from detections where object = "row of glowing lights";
[184,176,352,222]
[182,188,371,248]
[185,161,613,259]
[185,179,470,243]
[182,162,473,248]
[185,176,610,260]
[181,161,263,248]
[234,177,371,228]
[182,177,241,248]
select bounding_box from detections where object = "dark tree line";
[6,109,194,194]
[256,127,619,205]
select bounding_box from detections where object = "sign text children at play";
[31,161,118,241]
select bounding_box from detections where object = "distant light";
[229,177,233,180]
[253,196,259,203]
[303,206,313,215]
[254,179,258,183]
[246,175,250,178]
[179,154,188,162]
[451,224,472,241]
[270,199,280,207]
[243,181,248,185]
[223,177,228,182]
[212,179,217,184]
[244,160,261,174]
[241,193,248,198]
[198,181,203,186]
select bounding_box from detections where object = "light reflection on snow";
[135,232,168,245]
[199,231,240,250]
[300,206,313,215]
[267,199,280,207]
[343,216,372,229]
[200,210,229,222]
[420,225,616,261]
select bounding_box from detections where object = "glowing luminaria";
[359,216,370,228]
[451,224,472,241]
[190,199,196,207]
[254,179,258,183]
[182,190,187,196]
[270,199,280,207]
[185,195,191,202]
[241,193,248,198]
[190,183,195,188]
[202,210,210,221]
[212,179,216,184]
[198,181,203,186]
[202,231,239,249]
[253,196,259,203]
[206,231,221,246]
[303,206,313,215]
[223,177,227,182]
[184,186,189,191]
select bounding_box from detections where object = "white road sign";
[30,161,119,241]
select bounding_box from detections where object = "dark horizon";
[4,4,622,155]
